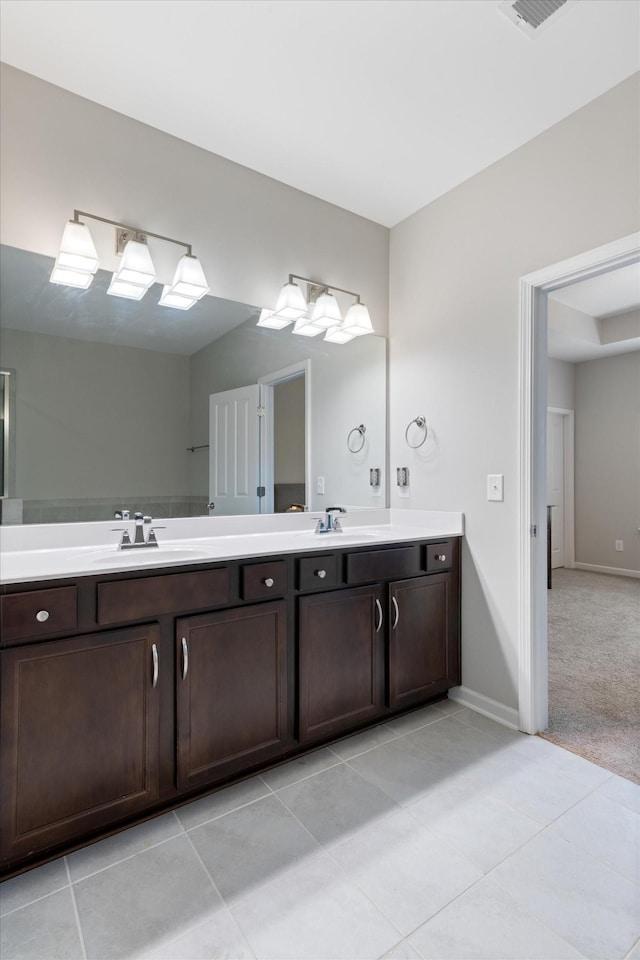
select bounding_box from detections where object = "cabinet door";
[298,585,384,743]
[0,625,160,866]
[176,601,288,791]
[388,573,457,710]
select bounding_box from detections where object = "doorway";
[518,231,640,735]
[258,361,311,514]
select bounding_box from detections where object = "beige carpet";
[540,567,640,784]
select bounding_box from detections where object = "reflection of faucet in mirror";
[315,506,346,534]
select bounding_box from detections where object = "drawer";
[97,568,229,625]
[297,555,339,591]
[241,561,288,601]
[1,586,77,644]
[425,540,454,573]
[345,546,420,585]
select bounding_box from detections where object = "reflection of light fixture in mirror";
[262,273,374,344]
[50,220,99,289]
[256,308,293,330]
[324,323,355,344]
[50,210,210,310]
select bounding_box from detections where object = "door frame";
[547,406,575,570]
[518,231,640,734]
[258,360,311,514]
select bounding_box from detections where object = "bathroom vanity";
[0,510,462,877]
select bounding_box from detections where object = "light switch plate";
[316,476,325,495]
[487,474,504,501]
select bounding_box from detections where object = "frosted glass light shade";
[167,254,209,300]
[257,308,292,330]
[343,302,374,336]
[113,239,156,287]
[50,220,99,287]
[273,282,307,320]
[310,292,342,329]
[291,316,324,337]
[158,285,197,310]
[324,324,355,344]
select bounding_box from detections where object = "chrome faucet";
[315,506,346,534]
[112,513,164,550]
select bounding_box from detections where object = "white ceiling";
[547,261,640,362]
[1,0,638,227]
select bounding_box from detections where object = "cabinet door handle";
[315,569,327,579]
[392,596,399,630]
[375,598,383,633]
[263,578,275,588]
[181,636,189,680]
[151,643,159,689]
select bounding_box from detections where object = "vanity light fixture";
[50,211,210,310]
[263,273,374,345]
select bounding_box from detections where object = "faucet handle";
[112,528,132,546]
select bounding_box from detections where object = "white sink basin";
[90,546,211,565]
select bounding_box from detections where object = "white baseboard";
[448,686,520,731]
[574,562,640,579]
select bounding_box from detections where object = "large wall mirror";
[0,245,387,524]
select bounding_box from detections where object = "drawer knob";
[436,554,447,562]
[315,569,327,579]
[263,578,275,588]
[36,609,50,623]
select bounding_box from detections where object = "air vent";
[499,0,569,38]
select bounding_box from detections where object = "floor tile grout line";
[179,787,275,831]
[0,876,72,920]
[65,856,88,960]
[66,822,187,884]
[171,831,258,960]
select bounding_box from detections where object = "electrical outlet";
[316,476,325,495]
[615,540,624,552]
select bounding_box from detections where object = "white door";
[547,411,565,568]
[209,385,260,515]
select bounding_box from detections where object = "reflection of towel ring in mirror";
[405,416,428,449]
[347,424,366,453]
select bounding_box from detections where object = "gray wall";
[1,327,190,517]
[0,64,389,335]
[547,358,575,410]
[574,351,640,572]
[389,74,640,713]
[274,378,305,484]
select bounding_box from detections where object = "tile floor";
[1,700,638,960]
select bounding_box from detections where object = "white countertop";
[0,509,463,585]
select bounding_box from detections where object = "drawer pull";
[181,636,189,680]
[391,596,399,630]
[35,609,50,623]
[375,598,383,633]
[151,643,159,689]
[263,577,275,588]
[315,569,327,579]
[435,554,447,562]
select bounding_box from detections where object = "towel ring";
[347,424,366,453]
[405,416,428,449]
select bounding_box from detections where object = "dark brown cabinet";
[388,573,459,710]
[176,601,288,789]
[0,624,160,865]
[0,534,461,876]
[298,585,385,743]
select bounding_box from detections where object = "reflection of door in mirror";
[209,385,260,515]
[0,371,8,497]
[273,375,306,513]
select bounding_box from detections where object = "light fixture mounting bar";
[288,273,361,303]
[73,210,193,256]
